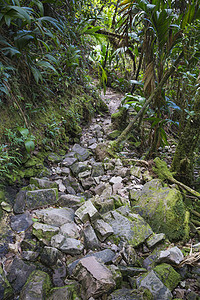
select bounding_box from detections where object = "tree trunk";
[110,52,184,149]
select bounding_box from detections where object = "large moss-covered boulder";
[111,107,128,130]
[129,179,190,241]
[153,263,181,291]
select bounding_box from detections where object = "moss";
[111,107,128,130]
[153,263,181,291]
[153,157,175,181]
[22,270,51,298]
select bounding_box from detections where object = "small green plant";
[0,144,22,181]
[17,127,35,153]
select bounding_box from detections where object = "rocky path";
[0,88,199,300]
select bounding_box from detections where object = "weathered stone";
[83,222,100,250]
[51,233,65,248]
[60,222,79,239]
[91,162,104,177]
[30,177,57,189]
[147,233,166,248]
[137,270,172,299]
[103,209,153,247]
[71,144,91,161]
[153,263,181,291]
[7,258,36,292]
[0,267,13,300]
[13,190,26,214]
[62,157,77,167]
[81,177,96,189]
[107,265,122,289]
[78,170,91,179]
[67,249,116,276]
[22,251,40,261]
[129,179,190,241]
[20,270,51,300]
[40,246,63,266]
[58,194,84,209]
[109,176,123,185]
[55,179,66,192]
[10,212,33,233]
[118,266,147,278]
[60,167,70,175]
[130,166,142,178]
[47,283,80,300]
[75,200,99,223]
[108,288,151,300]
[93,183,106,195]
[70,162,90,177]
[72,256,115,299]
[92,195,114,214]
[113,182,123,195]
[26,188,58,210]
[32,222,59,245]
[35,207,75,227]
[157,246,184,265]
[59,238,84,255]
[93,219,114,241]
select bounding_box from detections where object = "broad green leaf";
[17,127,29,138]
[25,139,35,153]
[8,6,32,24]
[30,66,43,83]
[37,60,57,73]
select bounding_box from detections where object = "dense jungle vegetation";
[0,0,199,195]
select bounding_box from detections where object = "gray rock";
[10,212,33,233]
[20,270,51,300]
[48,153,62,163]
[147,233,166,248]
[83,222,100,250]
[61,167,70,175]
[58,194,84,209]
[30,177,57,189]
[93,219,114,241]
[68,249,116,276]
[81,177,96,189]
[13,190,26,214]
[59,238,84,255]
[118,266,147,278]
[70,162,90,177]
[55,179,66,192]
[92,195,114,214]
[32,222,59,245]
[93,183,106,195]
[0,269,13,299]
[72,144,90,161]
[103,209,153,247]
[109,176,123,185]
[22,251,40,262]
[137,270,172,299]
[1,202,12,213]
[48,280,81,300]
[62,157,77,167]
[91,163,104,177]
[130,166,142,178]
[40,246,63,266]
[113,182,123,194]
[7,258,36,292]
[26,188,58,210]
[78,170,91,179]
[108,288,150,300]
[60,222,79,239]
[75,200,99,223]
[157,246,184,265]
[72,256,115,299]
[35,207,75,226]
[51,233,65,248]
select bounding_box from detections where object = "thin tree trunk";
[111,52,184,149]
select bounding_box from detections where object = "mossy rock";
[129,179,190,241]
[111,107,128,130]
[108,130,121,140]
[153,263,181,291]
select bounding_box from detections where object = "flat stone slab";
[58,194,83,209]
[103,209,153,247]
[67,249,116,275]
[59,238,84,255]
[72,256,115,299]
[10,212,33,233]
[26,188,58,210]
[147,233,166,248]
[30,178,57,189]
[60,222,79,239]
[35,208,75,227]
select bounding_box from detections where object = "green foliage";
[17,127,35,153]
